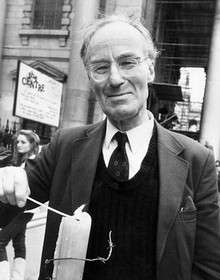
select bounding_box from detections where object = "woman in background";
[0,130,40,280]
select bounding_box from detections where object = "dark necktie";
[108,131,129,181]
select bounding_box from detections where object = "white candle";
[52,205,92,280]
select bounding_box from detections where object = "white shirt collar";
[104,121,119,149]
[126,111,154,153]
[104,110,154,152]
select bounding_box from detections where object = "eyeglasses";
[87,56,148,82]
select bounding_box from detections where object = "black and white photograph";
[0,1,220,279]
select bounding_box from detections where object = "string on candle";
[28,198,113,279]
[44,231,114,279]
[26,197,71,217]
[45,230,114,265]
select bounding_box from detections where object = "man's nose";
[108,63,124,87]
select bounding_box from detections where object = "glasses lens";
[88,57,142,82]
[91,72,108,82]
[88,62,109,82]
[118,57,139,70]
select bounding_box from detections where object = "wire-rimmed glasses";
[87,56,148,83]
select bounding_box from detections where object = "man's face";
[86,22,155,129]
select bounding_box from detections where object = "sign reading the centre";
[13,61,63,127]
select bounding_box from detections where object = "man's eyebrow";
[89,58,110,64]
[89,53,138,64]
[117,53,138,59]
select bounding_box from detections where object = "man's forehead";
[89,22,145,46]
[86,22,146,61]
[89,38,141,53]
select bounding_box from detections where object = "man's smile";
[107,92,132,98]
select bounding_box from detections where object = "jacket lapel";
[156,123,189,266]
[68,121,106,212]
[65,120,189,267]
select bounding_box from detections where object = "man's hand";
[0,167,30,207]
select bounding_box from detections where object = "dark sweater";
[83,128,159,280]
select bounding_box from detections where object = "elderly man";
[0,14,220,280]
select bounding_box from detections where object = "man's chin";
[106,108,137,122]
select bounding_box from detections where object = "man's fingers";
[14,168,30,207]
[0,167,30,208]
[0,168,8,204]
[0,167,15,205]
[2,168,17,205]
[0,168,5,201]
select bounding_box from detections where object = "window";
[32,0,64,29]
[99,0,106,15]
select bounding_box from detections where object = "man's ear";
[147,59,155,82]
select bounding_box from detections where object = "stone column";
[0,0,6,65]
[61,0,100,128]
[143,0,156,33]
[200,0,220,160]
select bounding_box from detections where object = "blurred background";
[0,0,220,157]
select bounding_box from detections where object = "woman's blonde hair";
[12,129,40,166]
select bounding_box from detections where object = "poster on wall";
[13,61,63,127]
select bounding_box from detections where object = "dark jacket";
[25,121,220,280]
[0,149,12,167]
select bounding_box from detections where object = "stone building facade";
[0,0,155,142]
[0,0,220,160]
